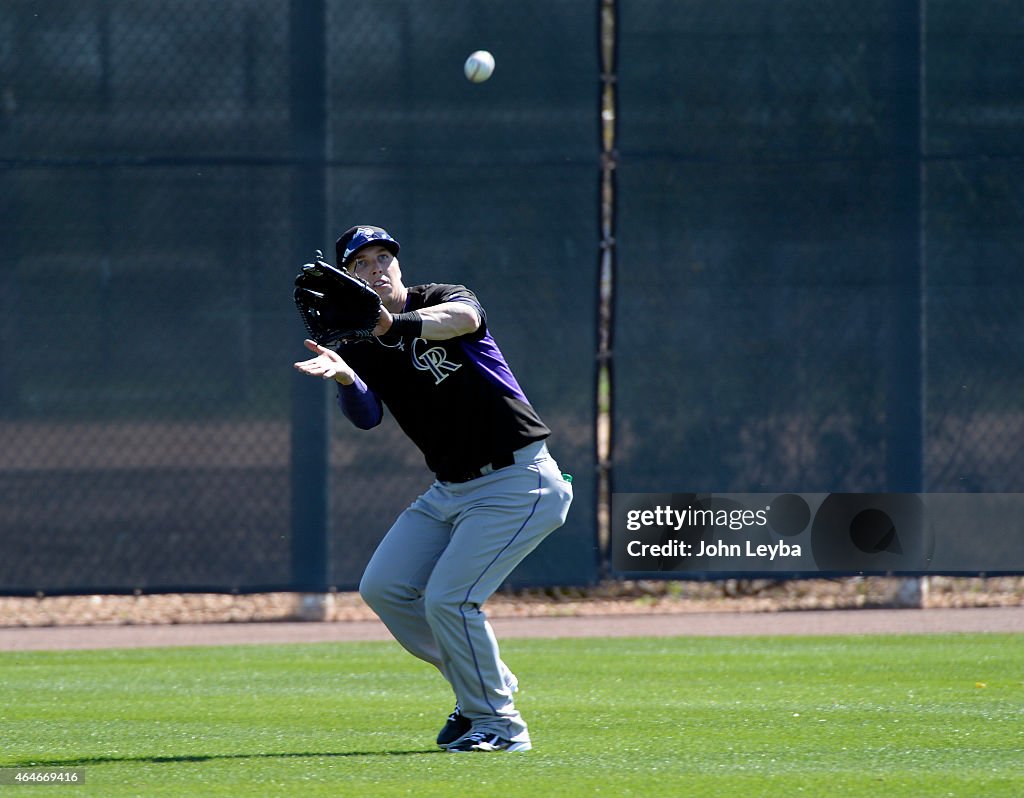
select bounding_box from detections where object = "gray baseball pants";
[358,441,573,744]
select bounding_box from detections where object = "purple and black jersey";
[336,283,550,478]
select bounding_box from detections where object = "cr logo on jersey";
[411,339,462,385]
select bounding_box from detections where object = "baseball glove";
[294,250,382,347]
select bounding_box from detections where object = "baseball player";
[293,225,573,753]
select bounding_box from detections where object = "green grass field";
[1,634,1021,797]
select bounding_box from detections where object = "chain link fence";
[613,1,1024,500]
[924,1,1024,492]
[0,0,597,594]
[2,1,1021,595]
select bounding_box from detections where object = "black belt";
[437,452,516,483]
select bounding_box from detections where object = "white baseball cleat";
[447,731,532,753]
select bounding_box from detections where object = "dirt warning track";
[0,606,1019,652]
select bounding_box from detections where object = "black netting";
[613,1,1024,500]
[0,0,598,594]
[922,2,1024,491]
[3,0,1022,594]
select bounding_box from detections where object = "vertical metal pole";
[596,0,618,576]
[0,5,26,416]
[97,0,114,380]
[885,0,925,495]
[288,0,329,591]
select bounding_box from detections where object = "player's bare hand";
[294,339,357,385]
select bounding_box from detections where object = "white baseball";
[464,50,495,83]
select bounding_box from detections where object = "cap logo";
[343,227,391,261]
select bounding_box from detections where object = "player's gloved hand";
[293,339,357,384]
[294,250,383,346]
